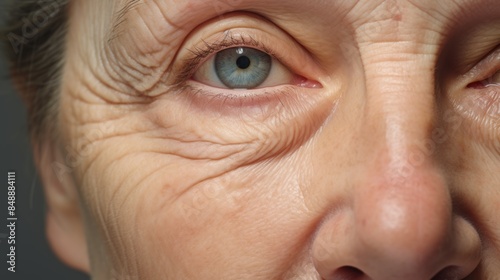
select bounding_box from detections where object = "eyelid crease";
[174,31,280,86]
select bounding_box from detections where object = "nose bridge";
[355,42,440,189]
[362,44,437,146]
[354,48,452,265]
[372,48,438,164]
[355,40,444,187]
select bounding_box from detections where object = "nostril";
[331,266,365,280]
[431,266,461,280]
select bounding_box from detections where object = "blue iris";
[214,47,272,89]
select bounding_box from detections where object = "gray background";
[1,1,89,279]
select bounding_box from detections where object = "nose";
[312,161,481,280]
[310,59,481,279]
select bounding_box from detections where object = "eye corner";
[291,75,323,89]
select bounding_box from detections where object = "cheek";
[439,123,500,249]
[454,150,500,272]
[81,147,317,278]
[61,93,321,278]
[58,36,334,275]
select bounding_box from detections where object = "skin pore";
[38,0,499,279]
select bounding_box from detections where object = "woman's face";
[49,0,500,279]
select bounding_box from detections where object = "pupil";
[236,56,251,69]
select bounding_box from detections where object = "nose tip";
[311,166,481,280]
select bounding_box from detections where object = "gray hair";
[2,0,70,141]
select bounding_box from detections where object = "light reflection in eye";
[193,47,294,89]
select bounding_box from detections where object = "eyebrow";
[109,0,142,41]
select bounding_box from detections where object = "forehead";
[116,0,498,24]
[109,0,500,51]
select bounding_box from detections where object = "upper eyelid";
[460,45,500,86]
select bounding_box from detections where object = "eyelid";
[463,45,500,86]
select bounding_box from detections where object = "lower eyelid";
[449,86,500,157]
[181,82,321,114]
[454,86,500,128]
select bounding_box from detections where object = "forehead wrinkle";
[109,0,143,41]
[113,0,500,31]
[154,0,361,30]
[112,0,368,45]
[412,0,500,29]
[451,0,500,17]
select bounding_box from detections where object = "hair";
[2,0,70,141]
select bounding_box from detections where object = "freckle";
[386,0,403,21]
[361,217,367,227]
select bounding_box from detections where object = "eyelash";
[175,33,282,86]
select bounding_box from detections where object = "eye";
[468,70,500,88]
[193,47,294,89]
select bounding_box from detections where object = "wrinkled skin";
[41,0,500,279]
